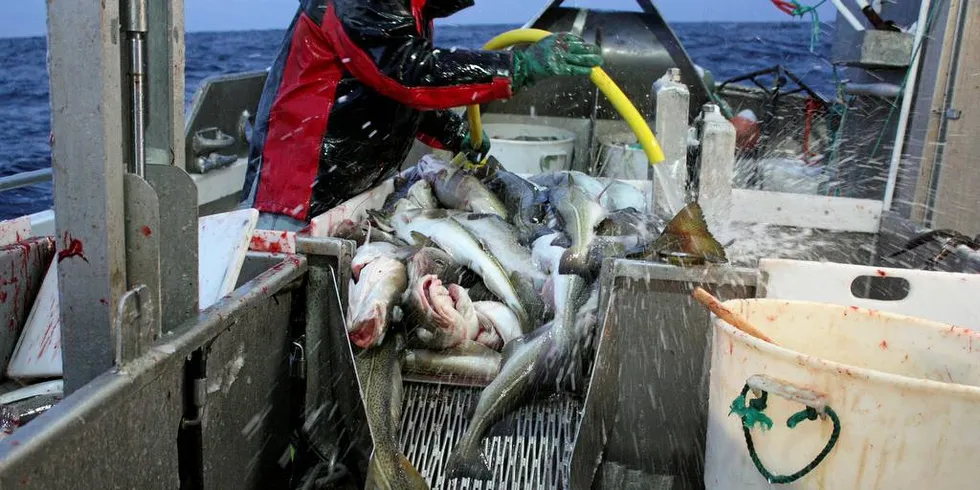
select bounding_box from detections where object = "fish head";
[409,247,462,282]
[348,303,388,349]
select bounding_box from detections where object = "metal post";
[48,0,129,393]
[652,68,690,219]
[123,0,148,177]
[141,0,198,333]
[697,103,736,233]
[146,0,186,170]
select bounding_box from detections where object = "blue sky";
[2,1,837,38]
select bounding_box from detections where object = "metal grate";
[399,382,581,490]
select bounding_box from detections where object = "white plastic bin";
[484,123,576,174]
[704,298,980,489]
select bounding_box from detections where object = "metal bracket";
[289,338,306,380]
[945,108,962,121]
[145,164,199,333]
[123,174,163,335]
[112,285,157,365]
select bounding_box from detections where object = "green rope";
[824,67,852,197]
[730,384,842,485]
[787,0,827,52]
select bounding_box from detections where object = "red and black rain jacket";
[243,0,516,221]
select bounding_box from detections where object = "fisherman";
[241,0,604,231]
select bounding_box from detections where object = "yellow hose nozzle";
[466,28,666,166]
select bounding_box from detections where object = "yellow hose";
[467,28,666,166]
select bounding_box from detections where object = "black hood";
[423,0,475,19]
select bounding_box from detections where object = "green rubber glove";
[460,129,491,161]
[511,33,603,90]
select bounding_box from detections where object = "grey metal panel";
[123,174,163,335]
[294,237,371,466]
[146,0,186,171]
[0,254,308,489]
[236,252,290,289]
[47,0,129,394]
[200,292,295,490]
[145,164,200,333]
[0,350,184,489]
[601,260,757,490]
[162,255,306,357]
[184,71,268,174]
[569,261,621,490]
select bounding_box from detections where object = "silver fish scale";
[399,382,581,490]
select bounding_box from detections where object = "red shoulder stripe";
[254,13,342,221]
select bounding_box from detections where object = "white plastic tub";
[704,298,980,489]
[484,123,576,174]
[597,131,684,218]
[596,132,650,181]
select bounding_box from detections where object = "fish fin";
[445,441,493,481]
[366,209,394,231]
[397,454,430,489]
[652,201,728,263]
[510,271,545,327]
[409,231,437,249]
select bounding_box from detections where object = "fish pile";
[327,154,727,485]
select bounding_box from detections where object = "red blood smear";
[876,269,887,277]
[140,226,152,237]
[249,235,283,254]
[879,340,888,349]
[57,234,88,263]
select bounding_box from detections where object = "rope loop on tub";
[729,383,841,484]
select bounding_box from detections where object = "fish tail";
[446,439,493,481]
[653,201,728,262]
[365,453,430,490]
[398,454,430,489]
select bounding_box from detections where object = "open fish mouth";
[348,304,387,349]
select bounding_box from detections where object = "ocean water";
[0,22,834,220]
